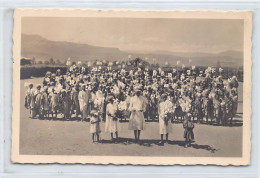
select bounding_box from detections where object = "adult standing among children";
[158,94,173,145]
[125,90,133,119]
[89,85,96,113]
[105,96,120,143]
[71,85,80,118]
[230,89,238,126]
[86,85,92,118]
[94,87,105,119]
[128,89,146,144]
[79,85,90,121]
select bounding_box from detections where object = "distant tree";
[132,57,142,67]
[38,60,43,64]
[20,58,32,65]
[31,57,36,65]
[151,63,159,68]
[44,60,50,65]
[56,59,61,64]
[49,58,55,65]
[142,60,150,67]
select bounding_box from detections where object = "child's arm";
[90,117,96,124]
[191,122,194,129]
[91,118,101,124]
[183,120,187,128]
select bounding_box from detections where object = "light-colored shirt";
[129,96,145,112]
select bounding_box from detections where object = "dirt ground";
[19,78,243,157]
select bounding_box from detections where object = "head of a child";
[29,83,33,89]
[187,113,192,121]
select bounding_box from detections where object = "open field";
[19,78,243,157]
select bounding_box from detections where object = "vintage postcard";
[12,9,252,165]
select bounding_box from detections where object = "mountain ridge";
[21,34,243,68]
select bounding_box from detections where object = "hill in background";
[21,34,243,68]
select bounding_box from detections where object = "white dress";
[128,96,146,130]
[90,116,101,134]
[79,90,90,119]
[94,90,104,112]
[158,101,173,134]
[105,103,120,133]
[79,90,87,111]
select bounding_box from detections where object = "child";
[40,86,50,119]
[90,110,101,143]
[61,90,72,121]
[24,83,34,118]
[183,114,195,148]
[49,88,59,120]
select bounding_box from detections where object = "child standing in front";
[90,110,101,143]
[183,114,195,148]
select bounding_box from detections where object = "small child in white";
[90,110,101,143]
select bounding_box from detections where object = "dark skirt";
[184,128,194,140]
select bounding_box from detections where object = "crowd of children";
[24,61,240,146]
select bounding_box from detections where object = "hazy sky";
[22,17,244,53]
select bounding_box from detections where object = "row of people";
[25,66,239,127]
[90,93,194,147]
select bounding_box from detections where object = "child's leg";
[110,133,114,140]
[160,134,164,142]
[55,110,58,120]
[137,130,141,141]
[92,133,95,142]
[230,116,233,127]
[96,133,99,142]
[166,133,169,142]
[30,109,34,118]
[134,130,137,143]
[159,134,164,145]
[51,111,53,120]
[115,131,118,139]
[185,137,188,147]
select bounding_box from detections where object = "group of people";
[24,62,239,146]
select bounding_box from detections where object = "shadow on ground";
[99,137,217,153]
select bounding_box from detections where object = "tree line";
[21,57,63,66]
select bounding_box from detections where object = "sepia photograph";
[12,9,252,165]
